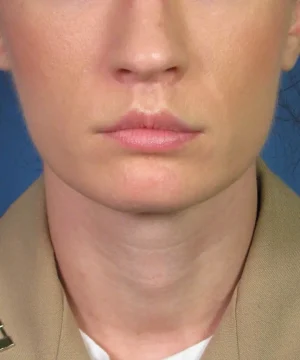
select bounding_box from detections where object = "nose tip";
[109,9,188,86]
[115,59,182,85]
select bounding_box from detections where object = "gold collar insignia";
[0,320,15,352]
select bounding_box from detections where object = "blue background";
[0,61,300,216]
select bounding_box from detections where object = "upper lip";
[102,110,198,133]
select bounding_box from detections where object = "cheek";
[2,18,92,156]
[2,9,90,114]
[178,4,289,171]
[231,24,284,139]
[211,8,286,133]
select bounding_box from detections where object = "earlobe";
[0,34,11,71]
[281,1,300,72]
[281,37,300,72]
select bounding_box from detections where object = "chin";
[78,177,201,214]
[45,160,206,214]
[92,188,195,215]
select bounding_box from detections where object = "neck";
[44,163,257,359]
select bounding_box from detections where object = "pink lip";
[101,110,201,152]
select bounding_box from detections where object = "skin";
[0,1,300,359]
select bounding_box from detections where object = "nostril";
[166,66,178,75]
[119,69,131,76]
[116,68,134,84]
[162,66,180,84]
[115,66,180,85]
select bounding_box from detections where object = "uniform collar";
[203,159,300,359]
[0,159,299,359]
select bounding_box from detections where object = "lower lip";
[104,129,199,152]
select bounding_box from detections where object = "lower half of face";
[1,0,291,213]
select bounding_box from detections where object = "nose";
[108,2,188,86]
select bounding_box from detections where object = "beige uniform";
[0,160,300,360]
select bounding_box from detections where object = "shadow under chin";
[96,189,198,216]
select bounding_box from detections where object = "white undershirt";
[80,330,212,360]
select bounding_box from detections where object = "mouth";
[99,110,202,152]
